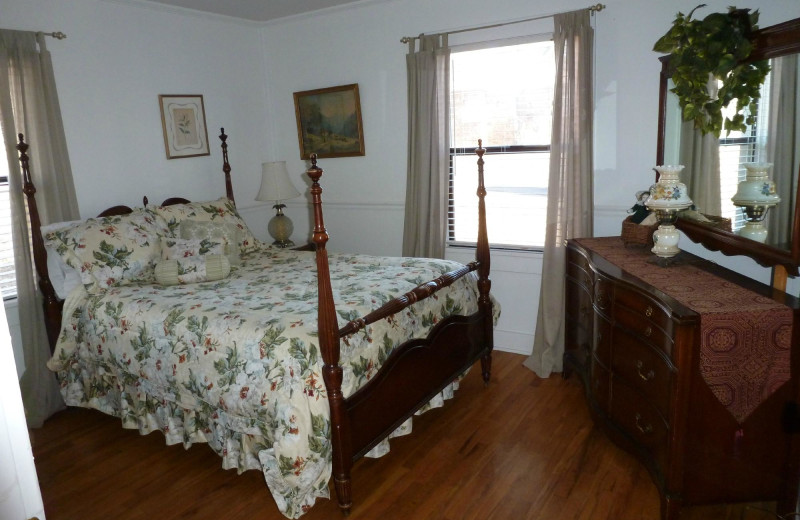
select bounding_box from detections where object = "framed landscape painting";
[293,84,365,159]
[159,94,210,159]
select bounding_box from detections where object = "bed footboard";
[309,142,493,515]
[345,312,490,459]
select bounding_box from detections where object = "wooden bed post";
[475,140,493,384]
[219,128,235,204]
[306,155,353,514]
[17,134,63,351]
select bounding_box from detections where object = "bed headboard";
[16,128,237,349]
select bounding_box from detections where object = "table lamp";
[256,161,301,248]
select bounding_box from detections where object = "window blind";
[0,178,15,299]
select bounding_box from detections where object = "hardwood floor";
[30,351,779,520]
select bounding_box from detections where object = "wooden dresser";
[564,237,800,520]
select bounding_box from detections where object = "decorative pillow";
[154,197,259,254]
[41,220,85,299]
[44,209,165,293]
[154,254,231,286]
[179,220,242,266]
[161,237,226,260]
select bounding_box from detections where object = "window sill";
[447,242,544,254]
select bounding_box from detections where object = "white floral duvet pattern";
[49,248,494,518]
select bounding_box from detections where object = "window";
[448,37,554,248]
[715,70,773,233]
[0,128,15,300]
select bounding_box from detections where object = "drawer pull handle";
[643,326,653,337]
[645,306,653,317]
[635,413,653,435]
[636,360,655,382]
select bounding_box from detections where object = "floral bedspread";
[49,248,494,518]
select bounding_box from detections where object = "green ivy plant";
[653,4,770,136]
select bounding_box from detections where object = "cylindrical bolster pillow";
[155,254,231,286]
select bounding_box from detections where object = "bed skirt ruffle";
[55,358,461,518]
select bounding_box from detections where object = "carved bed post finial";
[475,139,493,384]
[17,133,62,351]
[307,153,353,514]
[219,128,234,204]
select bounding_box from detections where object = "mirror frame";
[656,16,800,276]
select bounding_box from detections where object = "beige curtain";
[766,55,798,245]
[0,30,80,427]
[402,34,450,259]
[679,118,721,216]
[525,9,594,377]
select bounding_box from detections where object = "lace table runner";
[576,237,792,423]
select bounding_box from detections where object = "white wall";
[2,0,273,217]
[0,301,45,520]
[257,0,800,354]
[2,0,798,362]
[1,0,279,378]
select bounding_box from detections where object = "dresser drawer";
[609,379,669,476]
[566,278,593,371]
[611,328,674,419]
[613,302,673,356]
[594,275,614,313]
[614,284,673,332]
[566,277,593,324]
[594,314,612,366]
[567,250,594,291]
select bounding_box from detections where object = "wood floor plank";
[30,352,779,520]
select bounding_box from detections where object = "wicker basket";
[621,215,657,247]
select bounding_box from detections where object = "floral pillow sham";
[161,237,226,260]
[155,198,259,254]
[43,208,165,293]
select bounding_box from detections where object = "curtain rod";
[399,3,605,44]
[40,31,67,39]
[0,29,67,39]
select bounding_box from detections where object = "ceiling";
[144,0,369,22]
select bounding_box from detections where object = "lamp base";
[651,223,681,258]
[738,221,768,243]
[268,208,294,249]
[271,239,295,248]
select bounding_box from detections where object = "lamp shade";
[255,161,301,203]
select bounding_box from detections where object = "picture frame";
[158,94,210,159]
[293,83,365,159]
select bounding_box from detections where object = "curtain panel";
[402,34,450,259]
[766,54,798,244]
[525,9,594,377]
[0,29,79,427]
[680,119,721,217]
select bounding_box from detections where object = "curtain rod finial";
[51,31,67,39]
[590,3,606,12]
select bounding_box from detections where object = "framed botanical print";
[158,95,210,159]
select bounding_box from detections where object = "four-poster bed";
[16,129,496,518]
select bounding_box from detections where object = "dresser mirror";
[656,16,800,276]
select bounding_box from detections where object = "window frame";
[447,34,554,250]
[0,173,16,301]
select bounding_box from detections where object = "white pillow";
[41,220,84,300]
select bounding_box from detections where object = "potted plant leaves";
[653,4,771,136]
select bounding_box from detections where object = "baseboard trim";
[493,329,533,356]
